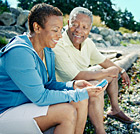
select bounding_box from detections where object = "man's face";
[67,13,92,48]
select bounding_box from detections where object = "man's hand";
[73,80,93,89]
[121,72,130,87]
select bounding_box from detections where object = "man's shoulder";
[83,37,96,48]
[53,36,71,51]
[85,37,95,44]
[53,38,67,53]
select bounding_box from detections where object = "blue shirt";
[0,34,89,114]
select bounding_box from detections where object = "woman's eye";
[53,30,58,32]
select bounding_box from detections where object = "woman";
[0,3,106,134]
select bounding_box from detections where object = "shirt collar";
[62,30,74,46]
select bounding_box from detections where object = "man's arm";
[99,58,130,87]
[74,70,114,81]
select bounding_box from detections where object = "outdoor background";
[0,0,140,133]
[1,0,140,32]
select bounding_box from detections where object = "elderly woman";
[0,3,107,134]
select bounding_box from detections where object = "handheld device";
[95,79,108,88]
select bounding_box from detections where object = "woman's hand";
[86,84,108,97]
[73,80,93,89]
[73,80,108,97]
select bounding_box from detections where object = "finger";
[94,90,104,96]
[88,86,102,92]
[94,87,103,91]
[83,80,93,86]
[102,84,108,91]
[111,75,118,78]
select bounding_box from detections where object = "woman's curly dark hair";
[28,3,63,33]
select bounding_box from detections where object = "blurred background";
[1,0,140,31]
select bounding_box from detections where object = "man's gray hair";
[69,7,93,27]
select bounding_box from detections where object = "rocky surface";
[0,7,29,40]
[1,7,140,49]
[85,58,140,134]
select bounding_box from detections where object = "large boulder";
[99,27,110,37]
[123,33,132,40]
[0,30,18,39]
[0,25,26,39]
[90,26,100,34]
[89,32,103,41]
[10,7,23,18]
[97,27,121,46]
[16,10,29,26]
[0,25,26,34]
[104,35,121,46]
[0,12,16,26]
[132,32,140,40]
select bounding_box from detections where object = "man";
[53,7,134,132]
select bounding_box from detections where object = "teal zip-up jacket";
[0,34,89,114]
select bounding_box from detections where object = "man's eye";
[72,23,78,27]
[83,26,88,29]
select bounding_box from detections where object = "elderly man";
[53,7,134,133]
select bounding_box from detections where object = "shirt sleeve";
[4,47,89,106]
[53,46,80,82]
[45,80,75,91]
[88,39,106,65]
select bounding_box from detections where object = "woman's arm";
[4,47,89,106]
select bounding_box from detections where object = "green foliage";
[119,27,133,34]
[63,14,69,26]
[119,9,138,31]
[130,39,140,45]
[120,41,128,47]
[0,0,10,14]
[120,39,140,47]
[0,36,8,48]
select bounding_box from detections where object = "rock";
[108,29,116,37]
[0,25,26,34]
[16,10,29,26]
[116,33,123,41]
[132,32,140,40]
[0,30,18,39]
[95,42,107,47]
[0,12,16,26]
[25,21,29,31]
[90,26,100,34]
[0,25,26,39]
[88,32,103,41]
[104,35,121,46]
[10,7,23,17]
[99,27,110,37]
[115,31,123,36]
[123,33,132,40]
[105,41,111,47]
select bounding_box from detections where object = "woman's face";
[39,15,63,48]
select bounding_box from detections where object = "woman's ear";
[33,22,41,33]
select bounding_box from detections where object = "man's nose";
[75,26,82,32]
